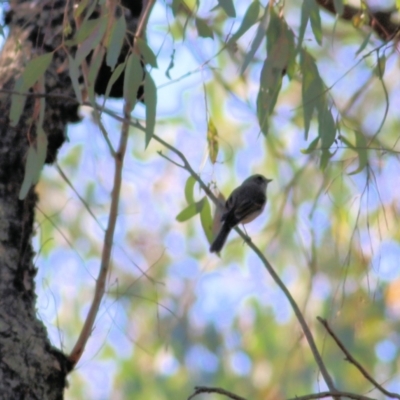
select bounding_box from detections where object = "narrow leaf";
[19,146,37,200]
[88,47,106,103]
[309,0,322,45]
[19,53,53,89]
[318,107,336,149]
[68,54,83,103]
[356,32,372,55]
[185,176,196,204]
[106,15,126,70]
[200,197,213,244]
[104,62,125,101]
[228,1,260,44]
[241,6,269,74]
[75,16,107,65]
[176,198,205,222]
[301,136,320,154]
[207,119,219,164]
[144,72,157,148]
[137,38,158,68]
[32,127,48,184]
[9,91,27,127]
[349,130,368,175]
[218,0,236,17]
[123,53,143,108]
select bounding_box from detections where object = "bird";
[210,174,272,253]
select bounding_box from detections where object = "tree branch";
[317,317,400,399]
[188,386,247,400]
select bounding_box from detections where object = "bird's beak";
[266,178,273,183]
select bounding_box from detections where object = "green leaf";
[228,1,260,44]
[137,38,158,68]
[69,18,99,46]
[207,119,219,164]
[68,54,83,104]
[104,62,125,100]
[309,0,322,45]
[32,127,48,184]
[144,72,157,148]
[9,93,27,128]
[106,15,126,70]
[19,145,37,200]
[88,46,106,103]
[298,0,322,48]
[240,6,269,74]
[200,197,213,244]
[195,18,214,39]
[123,53,143,108]
[318,107,336,149]
[184,176,196,204]
[75,16,108,65]
[333,0,344,15]
[176,198,205,222]
[301,136,320,154]
[18,52,53,89]
[301,50,324,139]
[172,0,182,17]
[218,0,236,17]
[374,54,386,78]
[349,130,368,175]
[319,149,332,170]
[356,32,372,55]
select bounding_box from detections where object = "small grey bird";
[210,174,272,253]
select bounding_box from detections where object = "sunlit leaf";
[185,176,196,204]
[200,197,213,244]
[144,72,157,148]
[176,198,205,222]
[106,15,126,70]
[207,119,219,164]
[195,18,214,39]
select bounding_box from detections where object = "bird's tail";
[210,224,231,253]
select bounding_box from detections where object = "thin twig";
[287,391,376,400]
[187,386,247,400]
[68,101,131,366]
[317,317,400,399]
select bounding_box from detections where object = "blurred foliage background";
[16,0,400,398]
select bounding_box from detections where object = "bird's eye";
[256,176,264,183]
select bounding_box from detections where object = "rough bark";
[0,0,143,398]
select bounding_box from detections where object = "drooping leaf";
[32,127,48,184]
[349,130,368,175]
[301,136,320,154]
[356,32,372,55]
[144,72,157,148]
[319,149,332,170]
[185,176,196,204]
[137,38,158,68]
[75,16,108,65]
[298,0,323,49]
[374,54,386,77]
[195,18,214,39]
[218,0,236,17]
[104,62,125,101]
[106,15,126,70]
[200,197,213,244]
[123,53,143,108]
[300,50,324,139]
[176,198,205,222]
[241,5,269,74]
[68,54,83,104]
[318,107,336,150]
[228,1,260,44]
[88,46,106,103]
[10,52,53,127]
[19,145,37,200]
[207,119,219,164]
